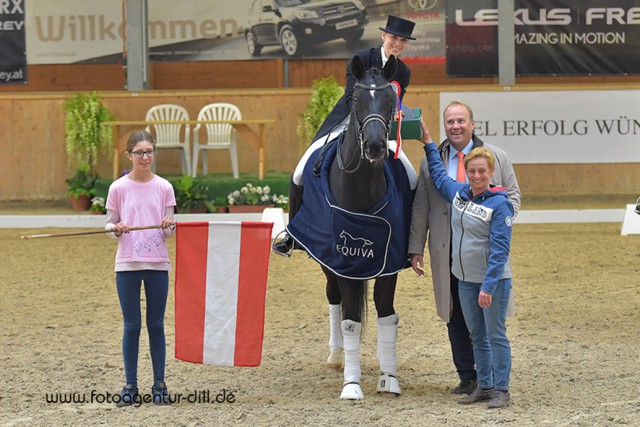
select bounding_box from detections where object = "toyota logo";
[337,6,346,13]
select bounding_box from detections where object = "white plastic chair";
[144,104,191,175]
[192,103,240,179]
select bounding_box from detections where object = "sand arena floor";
[1,222,639,426]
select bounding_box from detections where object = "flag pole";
[21,224,162,240]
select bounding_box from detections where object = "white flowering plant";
[227,183,288,208]
[271,194,289,210]
[89,196,106,213]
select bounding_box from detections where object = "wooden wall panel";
[151,60,282,90]
[2,84,640,201]
[0,95,74,199]
[0,64,126,92]
[288,59,346,87]
[1,61,638,93]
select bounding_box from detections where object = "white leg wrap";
[327,304,344,369]
[377,373,401,395]
[328,304,343,352]
[377,313,399,376]
[341,320,362,385]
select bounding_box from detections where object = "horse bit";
[337,82,395,174]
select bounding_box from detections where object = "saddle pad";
[287,137,415,280]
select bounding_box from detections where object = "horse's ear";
[350,55,365,80]
[383,55,398,81]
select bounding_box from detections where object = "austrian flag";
[175,221,273,367]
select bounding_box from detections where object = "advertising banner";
[439,90,640,164]
[446,0,640,77]
[25,0,445,64]
[0,0,27,84]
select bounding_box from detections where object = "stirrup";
[340,382,364,400]
[377,373,401,396]
[271,231,293,257]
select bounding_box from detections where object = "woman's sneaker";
[152,381,171,405]
[487,390,511,409]
[116,384,139,407]
[457,387,493,404]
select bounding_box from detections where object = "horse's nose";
[364,137,388,162]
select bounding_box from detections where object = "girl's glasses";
[130,150,155,158]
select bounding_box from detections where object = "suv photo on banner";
[24,0,445,64]
[446,0,640,77]
[0,0,26,84]
[245,0,368,57]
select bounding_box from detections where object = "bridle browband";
[337,82,395,173]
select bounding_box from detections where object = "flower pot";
[70,195,91,211]
[216,207,229,213]
[227,204,274,213]
[90,210,105,215]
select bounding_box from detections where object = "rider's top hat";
[379,15,416,40]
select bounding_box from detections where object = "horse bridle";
[337,82,395,173]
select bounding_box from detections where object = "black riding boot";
[272,176,303,257]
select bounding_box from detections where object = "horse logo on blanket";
[287,135,416,280]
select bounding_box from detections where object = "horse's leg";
[325,269,343,370]
[338,277,366,400]
[373,274,401,397]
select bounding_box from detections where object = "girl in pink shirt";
[106,130,176,406]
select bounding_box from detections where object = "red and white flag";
[175,221,273,367]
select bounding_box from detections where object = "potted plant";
[64,92,114,167]
[64,92,113,209]
[226,182,287,213]
[89,196,107,215]
[173,175,215,213]
[65,163,97,211]
[296,76,344,154]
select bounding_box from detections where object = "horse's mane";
[350,54,397,88]
[357,67,387,86]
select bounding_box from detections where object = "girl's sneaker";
[116,384,139,407]
[152,381,171,405]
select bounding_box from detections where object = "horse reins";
[337,82,394,174]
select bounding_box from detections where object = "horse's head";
[349,54,398,162]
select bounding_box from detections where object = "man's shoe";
[487,390,510,409]
[116,384,139,407]
[452,379,477,395]
[457,387,493,405]
[272,233,295,257]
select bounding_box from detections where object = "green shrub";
[64,92,113,168]
[296,76,343,154]
[172,175,215,213]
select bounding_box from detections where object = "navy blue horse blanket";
[287,136,416,280]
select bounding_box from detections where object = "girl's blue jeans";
[116,270,168,385]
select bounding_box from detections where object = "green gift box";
[390,107,423,140]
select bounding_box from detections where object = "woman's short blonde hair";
[464,146,495,170]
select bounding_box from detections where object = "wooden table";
[102,119,275,180]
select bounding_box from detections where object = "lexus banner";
[0,0,26,84]
[446,0,640,77]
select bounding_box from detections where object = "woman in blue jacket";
[418,119,515,409]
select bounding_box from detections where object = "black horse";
[286,54,415,399]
